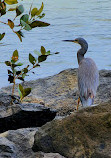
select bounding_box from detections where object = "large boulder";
[2,68,111,116]
[33,101,111,158]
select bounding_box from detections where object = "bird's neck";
[77,45,88,64]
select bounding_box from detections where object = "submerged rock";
[33,101,111,158]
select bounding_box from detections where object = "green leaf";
[29,20,50,28]
[0,2,6,9]
[15,30,24,42]
[31,2,44,17]
[38,13,45,19]
[34,50,41,56]
[12,49,18,59]
[41,46,46,55]
[20,14,29,24]
[0,2,6,16]
[8,75,14,83]
[31,8,38,17]
[18,84,31,101]
[16,71,21,75]
[18,89,22,100]
[8,19,14,29]
[18,77,24,81]
[15,31,22,42]
[18,30,24,37]
[29,53,36,65]
[23,68,28,73]
[5,61,11,66]
[18,84,23,100]
[16,62,23,66]
[0,33,5,41]
[22,74,26,79]
[13,50,18,57]
[11,63,17,68]
[38,55,47,63]
[11,50,19,62]
[8,7,16,11]
[36,2,44,16]
[0,9,6,16]
[18,84,24,94]
[20,20,32,31]
[23,88,31,98]
[8,70,13,74]
[4,0,18,5]
[16,4,24,16]
[45,50,51,55]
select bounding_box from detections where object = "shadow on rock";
[0,93,56,133]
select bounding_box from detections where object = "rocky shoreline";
[0,68,111,158]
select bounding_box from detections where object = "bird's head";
[63,37,88,49]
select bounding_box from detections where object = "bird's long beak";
[63,40,78,44]
[63,40,75,42]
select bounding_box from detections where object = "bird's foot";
[77,97,80,110]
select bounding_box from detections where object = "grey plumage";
[63,38,99,107]
[78,57,99,106]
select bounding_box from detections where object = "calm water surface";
[0,0,111,88]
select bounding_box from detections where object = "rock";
[1,68,111,116]
[0,69,111,157]
[33,101,111,158]
[36,152,65,158]
[0,93,21,118]
[1,69,78,116]
[0,93,56,133]
[0,137,17,158]
[97,69,111,104]
[0,128,37,158]
[0,128,65,158]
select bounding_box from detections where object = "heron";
[63,38,99,109]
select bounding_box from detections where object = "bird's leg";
[77,96,80,110]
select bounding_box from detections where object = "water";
[0,0,111,88]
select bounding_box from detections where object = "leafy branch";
[5,46,58,101]
[0,0,58,103]
[0,0,50,42]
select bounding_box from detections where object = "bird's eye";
[74,39,78,42]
